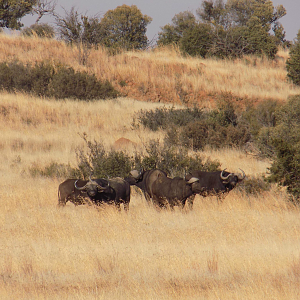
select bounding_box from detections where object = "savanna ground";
[1,34,300,299]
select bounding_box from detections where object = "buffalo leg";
[186,194,196,210]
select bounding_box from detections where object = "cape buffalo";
[58,176,130,211]
[185,168,246,208]
[151,174,202,210]
[125,169,167,204]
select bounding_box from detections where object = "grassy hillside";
[1,34,300,105]
[1,35,300,299]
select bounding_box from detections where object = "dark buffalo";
[125,169,167,204]
[151,174,202,210]
[58,176,130,211]
[184,168,246,208]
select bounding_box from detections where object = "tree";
[180,23,212,57]
[197,0,227,27]
[56,7,103,64]
[31,0,56,24]
[100,4,152,51]
[158,11,196,46]
[286,30,300,86]
[197,0,285,58]
[21,22,55,38]
[0,0,36,29]
[267,96,300,203]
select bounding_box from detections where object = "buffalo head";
[74,176,109,197]
[220,168,246,187]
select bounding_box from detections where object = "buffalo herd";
[58,168,245,211]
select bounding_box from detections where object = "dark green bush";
[29,162,75,178]
[29,134,220,180]
[47,66,118,100]
[266,95,300,202]
[286,30,300,86]
[21,23,55,38]
[0,61,118,100]
[237,175,271,196]
[180,23,212,57]
[134,139,220,177]
[133,106,204,131]
[75,134,133,179]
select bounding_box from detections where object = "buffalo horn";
[130,170,140,179]
[74,179,87,190]
[220,169,232,181]
[187,177,199,184]
[237,168,246,181]
[98,181,110,191]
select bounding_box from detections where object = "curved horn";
[220,169,232,181]
[130,170,140,179]
[237,168,246,181]
[74,179,87,190]
[187,177,199,184]
[98,181,110,191]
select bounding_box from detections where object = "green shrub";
[75,134,132,179]
[286,30,300,86]
[47,66,118,100]
[266,95,300,202]
[21,23,55,38]
[237,175,271,196]
[180,23,212,57]
[135,139,220,177]
[28,134,220,180]
[29,162,75,178]
[0,61,118,100]
[133,106,204,131]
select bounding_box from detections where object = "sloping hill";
[1,34,299,106]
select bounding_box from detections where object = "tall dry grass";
[1,34,300,106]
[1,90,300,299]
[1,35,300,299]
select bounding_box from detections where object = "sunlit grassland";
[1,34,300,299]
[1,34,300,105]
[1,91,300,299]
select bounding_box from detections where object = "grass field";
[1,92,300,299]
[1,35,300,299]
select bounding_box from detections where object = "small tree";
[21,23,55,38]
[31,0,56,24]
[286,30,300,86]
[100,4,152,51]
[0,0,36,29]
[180,23,212,57]
[157,11,196,46]
[56,7,103,64]
[267,96,300,203]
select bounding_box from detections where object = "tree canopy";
[100,4,152,51]
[0,0,36,29]
[158,0,287,59]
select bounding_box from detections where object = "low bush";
[237,175,271,196]
[28,135,220,179]
[0,61,118,100]
[21,23,55,38]
[28,162,75,178]
[132,106,204,131]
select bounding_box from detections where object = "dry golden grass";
[1,33,300,106]
[1,35,300,299]
[1,90,300,299]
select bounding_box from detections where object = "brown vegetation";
[1,35,300,299]
[1,34,300,106]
